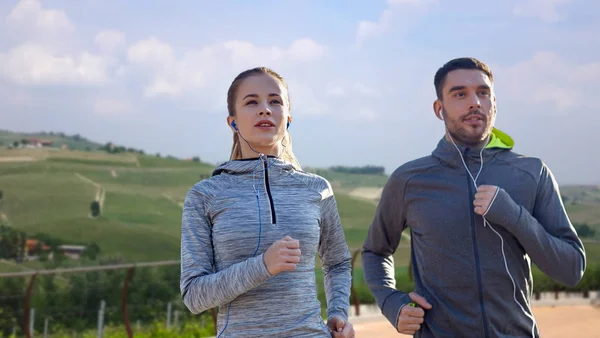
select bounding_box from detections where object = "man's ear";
[433,100,443,121]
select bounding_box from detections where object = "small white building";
[58,245,87,259]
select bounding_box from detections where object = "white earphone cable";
[446,128,537,338]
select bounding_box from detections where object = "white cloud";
[325,83,346,97]
[127,37,174,66]
[324,81,379,98]
[286,38,328,62]
[287,81,330,116]
[125,37,328,99]
[93,97,134,116]
[223,38,326,67]
[497,51,600,112]
[352,82,379,97]
[356,9,394,46]
[358,108,377,121]
[355,0,438,45]
[6,0,74,34]
[126,37,210,98]
[513,0,573,22]
[223,40,285,68]
[94,30,126,53]
[0,43,110,85]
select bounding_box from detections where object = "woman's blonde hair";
[227,67,300,170]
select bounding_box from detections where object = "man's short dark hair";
[434,57,494,100]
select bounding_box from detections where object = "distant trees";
[329,165,386,175]
[82,242,101,260]
[100,142,145,155]
[574,223,596,238]
[0,225,26,260]
[0,226,102,261]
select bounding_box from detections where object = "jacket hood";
[211,155,296,176]
[432,127,514,168]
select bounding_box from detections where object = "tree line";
[0,225,100,262]
[0,261,204,336]
[100,142,146,155]
[328,165,386,175]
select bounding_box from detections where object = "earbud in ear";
[286,121,290,129]
[231,121,238,130]
[439,110,445,121]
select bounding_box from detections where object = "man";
[362,57,586,337]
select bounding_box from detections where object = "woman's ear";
[227,116,237,132]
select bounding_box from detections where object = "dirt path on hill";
[75,172,106,210]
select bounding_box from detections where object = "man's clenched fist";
[474,185,500,216]
[397,292,432,335]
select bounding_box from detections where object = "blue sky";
[1,0,599,184]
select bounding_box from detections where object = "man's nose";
[468,92,481,110]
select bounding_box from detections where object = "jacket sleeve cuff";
[483,187,522,230]
[252,253,273,281]
[382,291,413,330]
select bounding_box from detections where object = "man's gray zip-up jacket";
[362,129,586,337]
[180,156,352,337]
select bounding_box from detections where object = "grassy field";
[0,147,386,266]
[0,147,213,263]
[0,144,598,268]
[305,167,389,193]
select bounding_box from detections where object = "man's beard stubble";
[443,105,496,148]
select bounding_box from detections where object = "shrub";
[90,201,101,217]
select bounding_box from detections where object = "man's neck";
[445,132,490,150]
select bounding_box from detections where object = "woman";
[180,67,355,338]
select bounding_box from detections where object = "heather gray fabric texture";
[362,135,586,338]
[180,155,352,337]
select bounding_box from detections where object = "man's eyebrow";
[447,85,465,94]
[447,84,491,93]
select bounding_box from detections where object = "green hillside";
[305,167,388,191]
[0,130,104,151]
[0,145,598,269]
[0,147,389,268]
[0,147,213,264]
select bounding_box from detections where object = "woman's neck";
[239,142,283,159]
